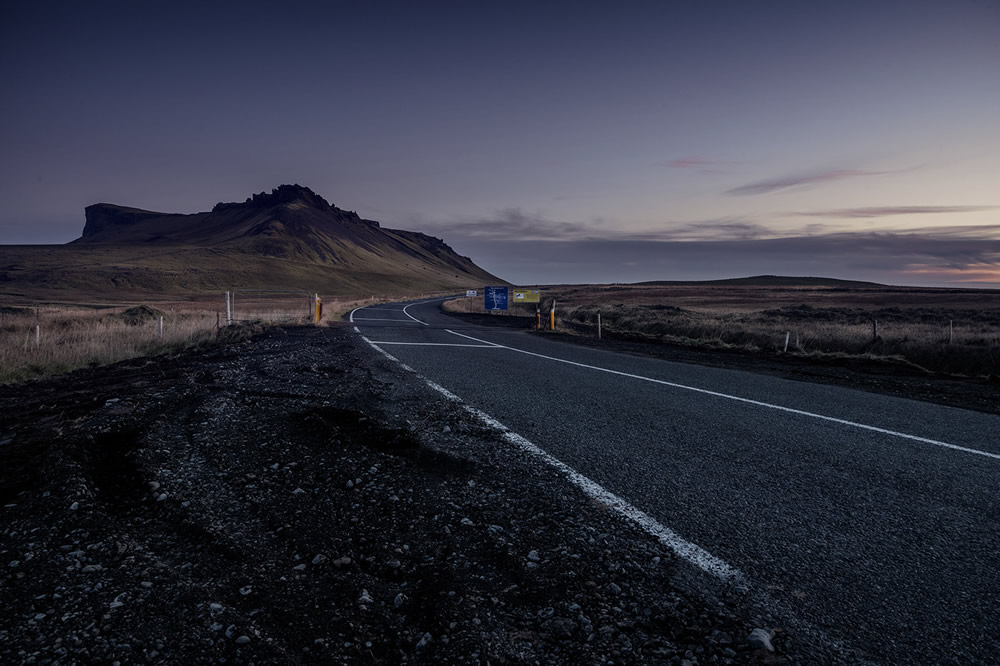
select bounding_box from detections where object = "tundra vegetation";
[0,295,379,384]
[446,283,1000,378]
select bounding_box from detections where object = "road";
[350,297,1000,665]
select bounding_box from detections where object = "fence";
[224,290,319,324]
[0,305,221,384]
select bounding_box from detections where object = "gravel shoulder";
[3,324,852,664]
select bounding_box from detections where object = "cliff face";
[5,185,504,297]
[81,204,166,239]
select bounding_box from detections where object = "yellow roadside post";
[550,300,556,330]
[314,293,322,323]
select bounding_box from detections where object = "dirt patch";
[106,305,166,325]
[0,324,852,664]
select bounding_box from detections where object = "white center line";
[444,329,1000,461]
[402,300,438,325]
[351,317,424,323]
[365,341,501,348]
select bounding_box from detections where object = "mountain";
[1,185,503,300]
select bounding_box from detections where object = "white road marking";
[365,341,501,348]
[402,300,438,325]
[445,329,1000,461]
[357,334,742,582]
[352,299,441,326]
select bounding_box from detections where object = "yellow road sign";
[513,289,540,303]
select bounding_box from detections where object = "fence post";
[598,312,602,340]
[35,325,40,347]
[872,318,878,341]
[225,291,232,325]
[949,320,953,344]
[784,331,790,352]
[158,316,163,339]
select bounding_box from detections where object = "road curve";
[350,297,1000,665]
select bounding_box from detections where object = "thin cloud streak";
[422,211,1000,245]
[727,168,892,196]
[418,212,781,243]
[664,157,733,169]
[794,205,998,218]
[416,209,594,241]
[620,220,772,242]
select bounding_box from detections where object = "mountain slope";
[1,185,503,299]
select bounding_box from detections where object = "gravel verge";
[2,324,856,664]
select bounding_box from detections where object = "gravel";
[0,323,848,664]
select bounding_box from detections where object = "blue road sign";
[484,286,509,311]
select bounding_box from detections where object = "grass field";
[445,283,1000,378]
[0,294,389,384]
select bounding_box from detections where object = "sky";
[1,0,998,287]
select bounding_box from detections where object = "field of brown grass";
[445,284,1000,378]
[0,293,390,384]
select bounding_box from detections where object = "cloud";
[727,168,891,196]
[665,157,724,169]
[445,230,1000,287]
[415,208,596,241]
[793,205,998,219]
[661,156,736,175]
[620,220,773,242]
[419,211,782,244]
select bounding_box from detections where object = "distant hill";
[0,185,503,300]
[634,275,886,288]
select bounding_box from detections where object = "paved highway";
[350,298,1000,665]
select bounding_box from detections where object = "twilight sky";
[1,0,998,286]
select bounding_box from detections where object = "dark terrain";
[0,324,842,665]
[0,185,500,300]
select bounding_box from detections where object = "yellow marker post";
[550,300,556,330]
[314,293,322,323]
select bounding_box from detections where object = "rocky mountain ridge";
[2,185,502,299]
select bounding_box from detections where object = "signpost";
[466,289,478,298]
[484,286,509,311]
[513,289,540,303]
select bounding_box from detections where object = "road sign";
[466,289,478,298]
[513,289,540,303]
[484,286,508,311]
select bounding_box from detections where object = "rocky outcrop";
[7,184,503,296]
[80,204,165,239]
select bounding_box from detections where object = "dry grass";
[445,285,1000,377]
[0,305,227,384]
[0,291,459,384]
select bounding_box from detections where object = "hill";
[633,275,886,288]
[0,185,503,301]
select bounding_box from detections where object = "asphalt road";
[350,297,1000,665]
